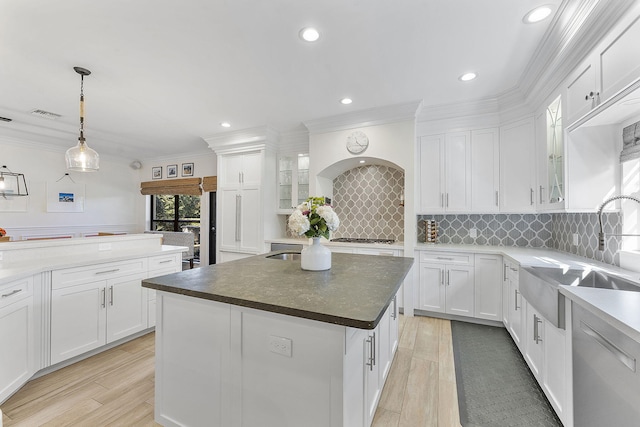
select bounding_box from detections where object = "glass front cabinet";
[536,95,565,211]
[277,154,309,214]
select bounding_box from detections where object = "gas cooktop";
[330,238,396,244]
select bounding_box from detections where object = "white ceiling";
[0,0,563,161]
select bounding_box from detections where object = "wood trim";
[202,176,217,192]
[140,178,202,196]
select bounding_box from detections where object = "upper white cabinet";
[218,151,265,255]
[471,128,500,212]
[535,95,565,211]
[499,117,536,213]
[565,7,640,125]
[277,153,309,214]
[418,132,471,213]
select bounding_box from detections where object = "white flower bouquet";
[288,196,340,239]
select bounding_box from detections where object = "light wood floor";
[1,316,460,426]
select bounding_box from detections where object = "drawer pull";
[159,260,173,264]
[95,269,120,275]
[1,288,22,298]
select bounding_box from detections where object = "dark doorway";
[209,191,216,265]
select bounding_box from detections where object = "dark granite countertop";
[142,251,414,329]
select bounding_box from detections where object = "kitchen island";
[142,251,414,427]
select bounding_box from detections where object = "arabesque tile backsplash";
[332,165,404,241]
[417,212,622,266]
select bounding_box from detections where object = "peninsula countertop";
[142,251,414,329]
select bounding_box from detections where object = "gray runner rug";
[451,321,563,427]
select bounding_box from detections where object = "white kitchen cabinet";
[506,262,524,350]
[418,132,471,213]
[501,261,510,327]
[535,95,565,211]
[0,276,35,403]
[524,301,544,380]
[363,326,380,427]
[277,153,309,214]
[147,253,182,328]
[565,4,640,126]
[499,117,536,212]
[218,150,271,259]
[471,128,500,212]
[418,252,474,317]
[473,254,502,322]
[50,260,149,365]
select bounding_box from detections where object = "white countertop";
[416,243,640,342]
[0,245,186,285]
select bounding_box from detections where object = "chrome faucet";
[597,195,640,251]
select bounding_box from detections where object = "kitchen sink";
[266,252,301,261]
[520,265,640,329]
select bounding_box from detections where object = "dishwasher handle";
[580,320,636,372]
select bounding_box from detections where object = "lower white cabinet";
[0,276,35,403]
[50,271,148,365]
[524,301,544,379]
[474,254,502,321]
[507,264,524,350]
[147,253,183,327]
[418,252,475,317]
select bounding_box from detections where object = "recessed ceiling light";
[359,160,365,164]
[459,72,477,82]
[299,27,320,42]
[221,122,231,128]
[523,5,553,23]
[340,98,353,105]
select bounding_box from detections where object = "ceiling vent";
[30,109,62,120]
[0,116,12,122]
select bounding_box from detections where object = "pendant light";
[65,66,99,171]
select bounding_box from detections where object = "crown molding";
[278,128,309,154]
[303,101,423,134]
[204,125,280,154]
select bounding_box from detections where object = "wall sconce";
[0,165,29,198]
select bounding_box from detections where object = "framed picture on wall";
[167,164,178,178]
[152,167,162,180]
[182,163,194,177]
[46,182,85,213]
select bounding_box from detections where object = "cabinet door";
[542,319,568,422]
[240,151,263,186]
[508,275,524,349]
[220,188,239,251]
[445,265,474,317]
[220,154,244,187]
[500,118,535,212]
[0,297,35,402]
[524,302,544,380]
[474,254,502,321]
[364,328,380,427]
[389,295,399,356]
[471,128,500,212]
[239,186,262,253]
[106,273,148,343]
[418,135,445,212]
[51,281,106,364]
[502,262,510,327]
[378,306,392,384]
[444,132,471,212]
[278,155,294,211]
[598,12,640,102]
[565,57,597,124]
[418,263,445,313]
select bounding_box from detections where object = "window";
[151,194,201,261]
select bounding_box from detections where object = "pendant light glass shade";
[65,140,100,171]
[66,66,99,172]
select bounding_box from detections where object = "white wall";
[0,137,143,239]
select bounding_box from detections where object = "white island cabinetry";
[0,275,36,403]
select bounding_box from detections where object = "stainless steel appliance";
[572,302,640,426]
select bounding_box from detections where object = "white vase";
[301,237,332,271]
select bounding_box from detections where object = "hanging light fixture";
[65,66,99,171]
[0,165,29,198]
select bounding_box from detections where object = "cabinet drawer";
[0,276,33,309]
[52,258,148,289]
[148,254,181,271]
[420,251,473,265]
[356,248,398,257]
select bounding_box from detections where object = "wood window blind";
[202,176,217,192]
[140,178,202,196]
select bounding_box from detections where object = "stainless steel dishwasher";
[572,302,640,426]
